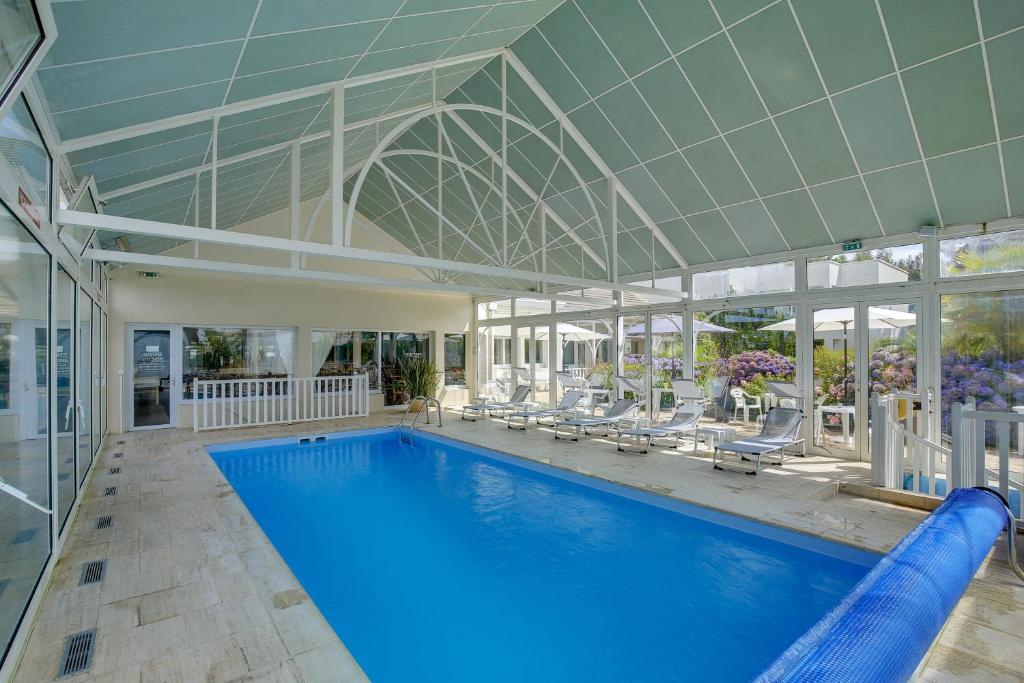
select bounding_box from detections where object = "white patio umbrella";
[486,323,609,342]
[625,315,733,335]
[760,307,917,405]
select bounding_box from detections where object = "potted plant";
[400,355,440,412]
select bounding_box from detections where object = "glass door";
[56,267,76,531]
[129,327,177,429]
[811,299,921,460]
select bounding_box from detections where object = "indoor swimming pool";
[209,428,876,682]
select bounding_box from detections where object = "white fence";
[873,392,1023,522]
[192,375,369,432]
[871,390,947,496]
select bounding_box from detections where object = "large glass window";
[91,301,100,455]
[940,229,1024,278]
[444,333,466,386]
[0,0,42,103]
[56,267,75,531]
[692,262,794,300]
[0,203,51,663]
[381,332,429,406]
[808,244,922,289]
[313,330,380,390]
[0,96,50,226]
[182,327,296,400]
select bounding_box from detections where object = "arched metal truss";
[345,102,610,281]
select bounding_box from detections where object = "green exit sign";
[842,241,862,252]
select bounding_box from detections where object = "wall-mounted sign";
[842,241,863,252]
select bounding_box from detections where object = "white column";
[210,117,219,229]
[331,85,345,247]
[290,141,301,270]
[608,177,618,283]
[548,322,558,407]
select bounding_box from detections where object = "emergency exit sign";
[842,240,862,252]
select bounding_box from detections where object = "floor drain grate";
[58,629,96,677]
[112,452,123,459]
[108,467,120,475]
[104,486,117,497]
[95,515,112,530]
[116,440,125,445]
[10,528,39,545]
[79,560,105,586]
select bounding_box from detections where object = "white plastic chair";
[730,387,763,423]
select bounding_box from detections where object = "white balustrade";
[192,375,369,432]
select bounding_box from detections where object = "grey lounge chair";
[616,405,704,454]
[552,398,638,441]
[506,390,583,430]
[712,407,805,475]
[461,384,532,421]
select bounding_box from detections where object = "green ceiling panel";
[639,0,719,53]
[763,190,830,249]
[729,3,824,113]
[349,41,455,78]
[725,120,803,196]
[595,84,673,163]
[775,100,856,184]
[643,153,715,214]
[616,229,655,275]
[687,211,747,261]
[41,42,242,113]
[471,1,562,34]
[633,61,716,149]
[987,30,1024,138]
[375,9,488,51]
[577,0,670,77]
[236,23,383,76]
[710,0,776,26]
[226,57,359,103]
[44,0,256,65]
[832,75,919,172]
[790,0,893,94]
[928,145,1007,225]
[658,216,714,264]
[902,47,995,157]
[810,177,882,242]
[77,134,211,191]
[862,162,938,233]
[683,138,756,206]
[720,200,788,255]
[615,166,682,223]
[568,102,638,173]
[676,35,766,132]
[509,29,590,111]
[537,3,626,97]
[252,0,401,35]
[53,82,229,140]
[879,0,978,68]
[979,0,1024,36]
[401,0,493,14]
[1003,137,1024,216]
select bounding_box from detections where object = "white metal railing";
[951,398,1024,522]
[871,389,947,496]
[192,375,369,432]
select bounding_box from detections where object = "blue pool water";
[210,429,877,682]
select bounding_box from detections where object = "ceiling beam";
[88,250,608,304]
[61,209,685,299]
[58,48,505,154]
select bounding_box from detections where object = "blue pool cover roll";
[755,487,1007,683]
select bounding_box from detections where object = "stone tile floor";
[9,409,1023,681]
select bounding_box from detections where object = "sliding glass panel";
[694,306,796,424]
[92,301,100,454]
[56,267,75,531]
[77,295,91,480]
[0,0,42,104]
[0,203,51,664]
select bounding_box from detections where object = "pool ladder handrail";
[399,396,442,444]
[974,487,1024,582]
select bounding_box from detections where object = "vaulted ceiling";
[37,0,1024,282]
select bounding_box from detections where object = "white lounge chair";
[506,390,583,430]
[615,375,647,410]
[461,385,532,421]
[712,407,805,475]
[616,405,704,454]
[552,398,638,441]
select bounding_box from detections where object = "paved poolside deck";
[9,410,1023,682]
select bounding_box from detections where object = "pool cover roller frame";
[756,487,1010,682]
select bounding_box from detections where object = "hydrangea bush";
[940,350,1024,437]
